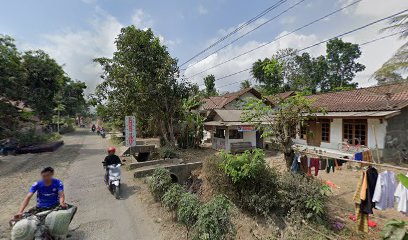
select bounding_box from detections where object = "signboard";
[125,116,137,147]
[237,125,255,132]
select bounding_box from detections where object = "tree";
[0,35,26,136]
[325,38,365,91]
[293,53,329,94]
[203,74,217,96]
[22,50,65,121]
[240,80,252,89]
[375,14,408,84]
[94,26,193,146]
[252,57,284,94]
[242,94,323,170]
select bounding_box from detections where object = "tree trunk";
[160,120,170,146]
[167,118,176,147]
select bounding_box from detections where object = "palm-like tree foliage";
[375,14,408,84]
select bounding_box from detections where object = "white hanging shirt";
[394,173,408,215]
[372,171,397,210]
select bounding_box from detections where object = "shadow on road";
[119,183,140,200]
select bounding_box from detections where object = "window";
[229,129,243,139]
[214,128,225,138]
[300,124,307,140]
[321,119,330,142]
[343,119,367,146]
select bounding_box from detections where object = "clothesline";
[293,146,408,172]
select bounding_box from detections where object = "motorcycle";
[91,125,96,133]
[103,163,122,199]
[0,138,19,156]
[9,205,77,240]
[100,129,106,139]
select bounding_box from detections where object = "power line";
[215,29,408,90]
[183,0,309,71]
[185,0,362,80]
[196,8,408,87]
[179,0,288,67]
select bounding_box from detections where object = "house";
[293,82,408,162]
[201,88,273,151]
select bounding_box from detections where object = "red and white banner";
[125,116,137,147]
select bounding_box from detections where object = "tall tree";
[294,53,328,94]
[325,38,365,91]
[203,74,217,96]
[252,57,284,94]
[22,50,65,121]
[94,26,192,146]
[375,13,408,84]
[240,80,252,89]
[0,35,26,136]
[242,94,322,170]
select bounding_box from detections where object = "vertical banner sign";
[125,116,137,147]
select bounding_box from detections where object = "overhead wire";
[184,0,362,80]
[194,8,408,87]
[183,0,309,71]
[179,0,288,67]
[215,29,408,90]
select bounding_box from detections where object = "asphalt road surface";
[0,129,162,240]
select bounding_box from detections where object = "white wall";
[367,118,387,149]
[320,118,342,149]
[224,127,257,151]
[293,118,387,150]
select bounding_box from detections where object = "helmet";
[107,147,116,153]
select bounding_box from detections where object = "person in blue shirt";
[15,167,67,218]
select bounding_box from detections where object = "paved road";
[0,129,161,240]
[66,130,161,240]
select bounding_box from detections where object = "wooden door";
[306,121,322,147]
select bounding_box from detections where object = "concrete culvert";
[170,173,178,183]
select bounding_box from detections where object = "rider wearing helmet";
[102,147,122,182]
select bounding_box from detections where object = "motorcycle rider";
[103,147,122,183]
[14,167,67,219]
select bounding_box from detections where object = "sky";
[1,0,407,94]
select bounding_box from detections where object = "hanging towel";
[291,154,300,173]
[360,167,378,214]
[354,152,363,161]
[373,171,397,210]
[353,172,369,233]
[395,173,408,216]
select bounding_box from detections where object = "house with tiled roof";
[293,82,408,162]
[201,88,273,151]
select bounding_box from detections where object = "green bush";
[162,184,185,212]
[16,129,61,146]
[220,149,266,183]
[278,172,330,223]
[193,195,236,240]
[159,145,178,159]
[177,192,200,236]
[148,168,173,201]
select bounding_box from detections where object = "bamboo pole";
[293,146,408,172]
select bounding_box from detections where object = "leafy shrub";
[16,129,61,146]
[159,145,178,159]
[278,172,330,222]
[148,168,172,201]
[177,192,200,236]
[193,195,235,240]
[220,149,266,183]
[381,219,407,240]
[162,184,185,212]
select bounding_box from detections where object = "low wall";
[133,162,202,184]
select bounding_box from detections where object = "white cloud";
[82,0,97,4]
[280,16,296,25]
[131,9,154,29]
[339,0,407,17]
[18,8,177,93]
[183,32,322,91]
[198,4,208,15]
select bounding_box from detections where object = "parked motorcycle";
[103,163,122,199]
[0,138,19,156]
[9,205,77,240]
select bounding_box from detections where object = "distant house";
[293,82,408,162]
[201,88,273,151]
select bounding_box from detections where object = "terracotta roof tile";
[306,82,408,112]
[202,88,263,110]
